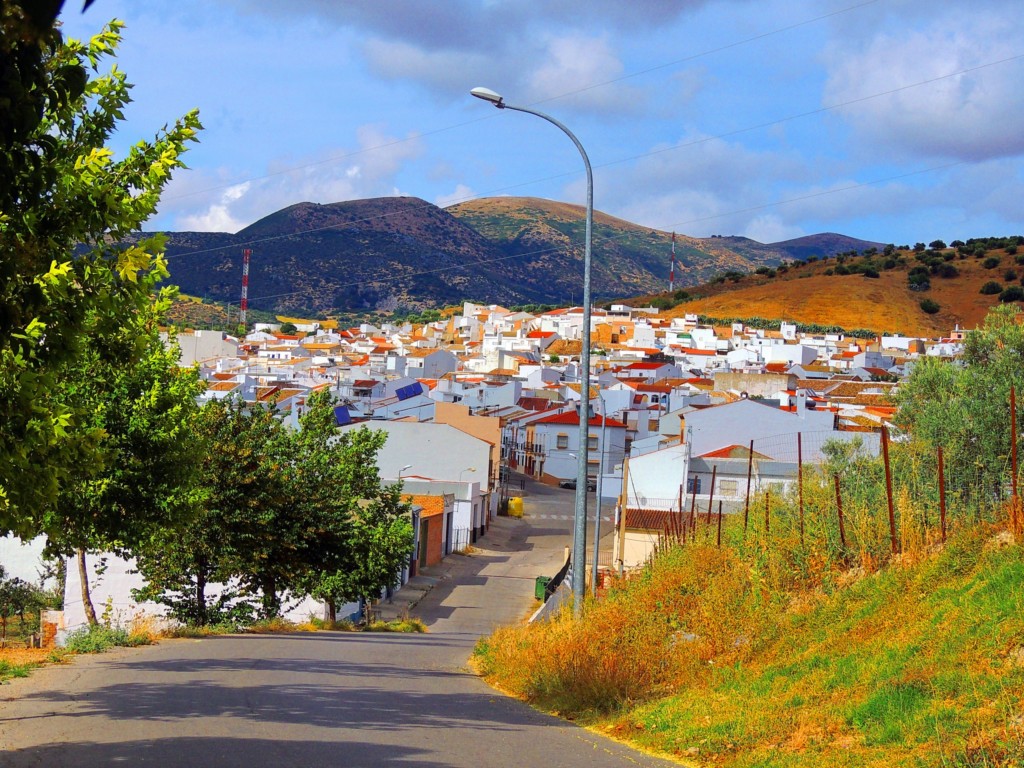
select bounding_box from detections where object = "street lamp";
[471,87,593,614]
[459,467,477,482]
[592,389,608,596]
[397,464,412,480]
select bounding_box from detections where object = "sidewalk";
[376,559,458,622]
[376,508,572,635]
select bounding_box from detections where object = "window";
[556,433,569,449]
[686,476,701,494]
[588,434,598,450]
[719,479,738,496]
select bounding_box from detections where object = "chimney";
[796,390,807,417]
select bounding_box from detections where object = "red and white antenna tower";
[240,248,252,328]
[669,232,676,292]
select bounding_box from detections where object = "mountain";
[152,195,881,316]
[769,232,887,261]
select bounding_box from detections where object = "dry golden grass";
[658,248,1020,336]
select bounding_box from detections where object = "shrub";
[1008,245,1019,256]
[929,239,947,250]
[834,265,850,275]
[863,268,880,279]
[919,298,940,314]
[938,264,959,279]
[63,624,152,653]
[999,286,1024,303]
[983,256,1001,269]
[1006,269,1018,282]
[980,281,1003,295]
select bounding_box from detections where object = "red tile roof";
[534,411,627,428]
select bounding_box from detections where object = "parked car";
[558,478,597,491]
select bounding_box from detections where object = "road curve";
[0,499,678,767]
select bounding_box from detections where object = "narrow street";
[0,479,675,767]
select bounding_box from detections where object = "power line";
[160,0,883,205]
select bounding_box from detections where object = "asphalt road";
[0,482,677,767]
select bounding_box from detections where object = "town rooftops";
[534,411,627,428]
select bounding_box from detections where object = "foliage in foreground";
[476,523,1024,767]
[0,10,200,535]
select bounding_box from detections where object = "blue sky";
[60,0,1024,246]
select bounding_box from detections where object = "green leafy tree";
[43,285,206,624]
[296,393,412,621]
[0,10,201,534]
[894,304,1024,500]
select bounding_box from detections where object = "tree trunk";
[328,599,337,624]
[260,576,279,619]
[195,555,208,626]
[77,548,98,626]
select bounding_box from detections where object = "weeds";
[476,522,1024,767]
[63,623,154,653]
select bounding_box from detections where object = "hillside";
[643,241,1024,336]
[478,523,1024,767]
[146,195,881,317]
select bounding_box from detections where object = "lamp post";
[592,389,607,595]
[397,464,412,481]
[471,87,593,614]
[459,467,477,482]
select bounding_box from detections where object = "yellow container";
[508,497,523,518]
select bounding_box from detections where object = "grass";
[63,622,156,653]
[474,522,1024,767]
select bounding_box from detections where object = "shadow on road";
[5,736,454,767]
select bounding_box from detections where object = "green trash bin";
[534,576,551,601]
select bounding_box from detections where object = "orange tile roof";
[403,493,449,518]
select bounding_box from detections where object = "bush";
[919,298,940,314]
[999,286,1024,303]
[834,265,850,275]
[1006,269,1018,282]
[863,268,880,279]
[980,281,1003,295]
[1008,245,1019,256]
[63,624,152,653]
[938,264,959,279]
[929,239,947,250]
[984,256,1001,269]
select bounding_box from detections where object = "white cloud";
[823,10,1024,161]
[526,35,645,112]
[742,215,804,244]
[161,126,425,231]
[362,39,500,94]
[434,183,476,209]
[177,183,251,233]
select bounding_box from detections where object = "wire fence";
[647,395,1024,591]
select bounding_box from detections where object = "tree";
[295,393,412,621]
[894,304,1024,494]
[929,239,947,250]
[0,9,201,535]
[42,287,206,625]
[919,298,940,314]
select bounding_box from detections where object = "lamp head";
[470,87,504,108]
